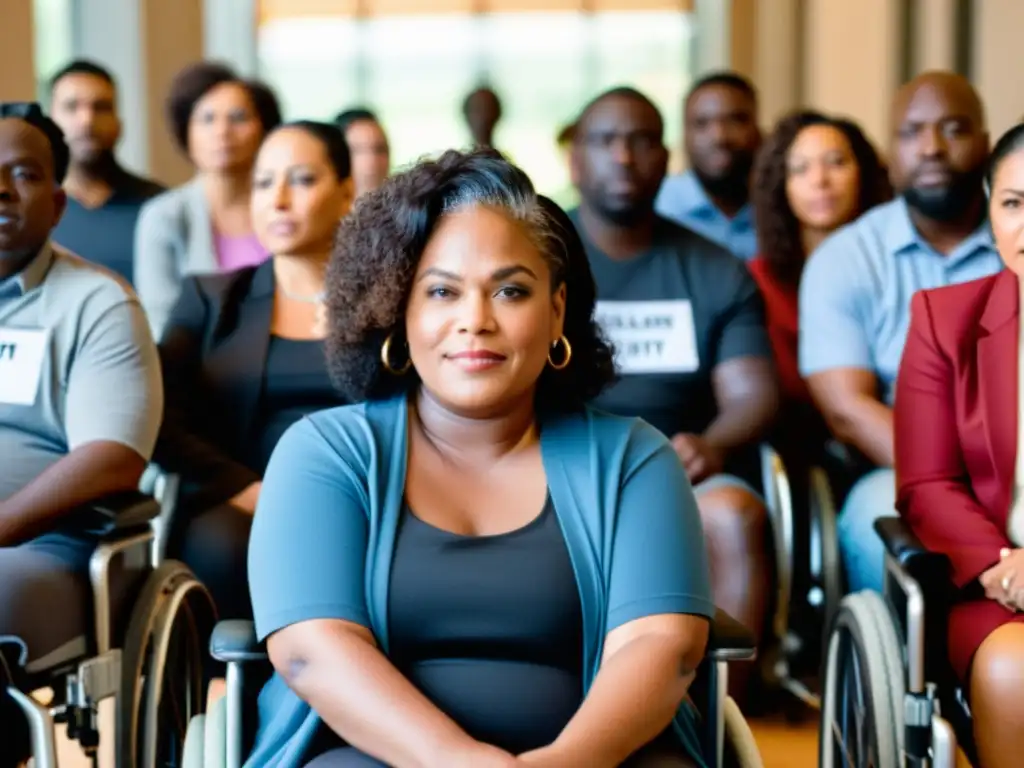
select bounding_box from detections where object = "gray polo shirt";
[798,197,1002,405]
[0,243,163,502]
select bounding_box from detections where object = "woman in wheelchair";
[246,150,716,767]
[894,122,1024,766]
[154,120,352,620]
[748,110,890,466]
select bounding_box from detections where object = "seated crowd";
[2,53,1024,767]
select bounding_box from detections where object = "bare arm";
[807,367,893,467]
[0,441,146,545]
[522,614,709,767]
[267,619,515,768]
[703,356,780,455]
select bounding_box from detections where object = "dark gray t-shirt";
[51,168,164,284]
[572,213,771,439]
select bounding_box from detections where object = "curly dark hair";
[325,148,616,412]
[753,111,892,284]
[165,61,282,155]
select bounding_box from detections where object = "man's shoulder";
[124,172,167,201]
[811,201,900,263]
[48,245,139,305]
[652,216,747,275]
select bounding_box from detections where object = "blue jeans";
[837,468,897,594]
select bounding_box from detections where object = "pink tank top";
[214,232,270,272]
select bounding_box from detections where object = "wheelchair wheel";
[819,591,905,768]
[117,560,217,768]
[809,468,843,634]
[723,696,765,768]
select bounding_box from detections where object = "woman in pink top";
[134,62,282,338]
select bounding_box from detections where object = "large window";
[33,0,74,99]
[257,1,694,198]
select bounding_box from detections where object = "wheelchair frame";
[759,445,842,711]
[187,608,758,768]
[879,524,960,768]
[3,471,215,768]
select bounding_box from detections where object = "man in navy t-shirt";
[49,60,164,284]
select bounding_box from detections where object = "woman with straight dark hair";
[155,121,352,621]
[896,123,1024,767]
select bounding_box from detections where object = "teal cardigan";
[246,395,714,767]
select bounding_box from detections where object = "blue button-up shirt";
[798,197,1003,404]
[654,170,757,261]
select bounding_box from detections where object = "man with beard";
[799,71,1002,594]
[49,60,164,283]
[655,72,760,261]
[569,87,778,702]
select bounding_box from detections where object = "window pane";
[33,0,73,100]
[256,6,695,198]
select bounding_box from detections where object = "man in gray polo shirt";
[799,72,1001,594]
[0,102,162,764]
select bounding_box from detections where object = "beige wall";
[974,0,1024,140]
[142,0,205,185]
[1,0,36,102]
[737,0,1024,156]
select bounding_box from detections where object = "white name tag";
[596,300,700,374]
[0,327,48,406]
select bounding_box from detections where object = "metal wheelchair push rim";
[820,591,906,768]
[117,559,217,768]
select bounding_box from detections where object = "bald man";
[798,71,1002,593]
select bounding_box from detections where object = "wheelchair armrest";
[90,491,161,536]
[211,620,268,664]
[707,607,756,662]
[874,516,950,575]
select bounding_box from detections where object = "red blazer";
[895,269,1018,589]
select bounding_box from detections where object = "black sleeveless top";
[387,496,585,754]
[256,336,337,472]
[307,496,586,758]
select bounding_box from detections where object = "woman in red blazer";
[895,124,1024,766]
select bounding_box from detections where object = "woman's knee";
[970,623,1024,711]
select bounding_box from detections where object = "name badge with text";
[595,300,700,375]
[0,327,48,406]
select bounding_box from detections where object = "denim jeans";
[837,468,897,593]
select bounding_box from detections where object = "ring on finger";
[1003,574,1015,592]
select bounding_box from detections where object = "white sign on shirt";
[595,300,700,374]
[0,327,48,406]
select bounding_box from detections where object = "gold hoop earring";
[381,333,412,375]
[548,335,572,371]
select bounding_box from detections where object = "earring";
[547,335,572,370]
[380,332,412,375]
